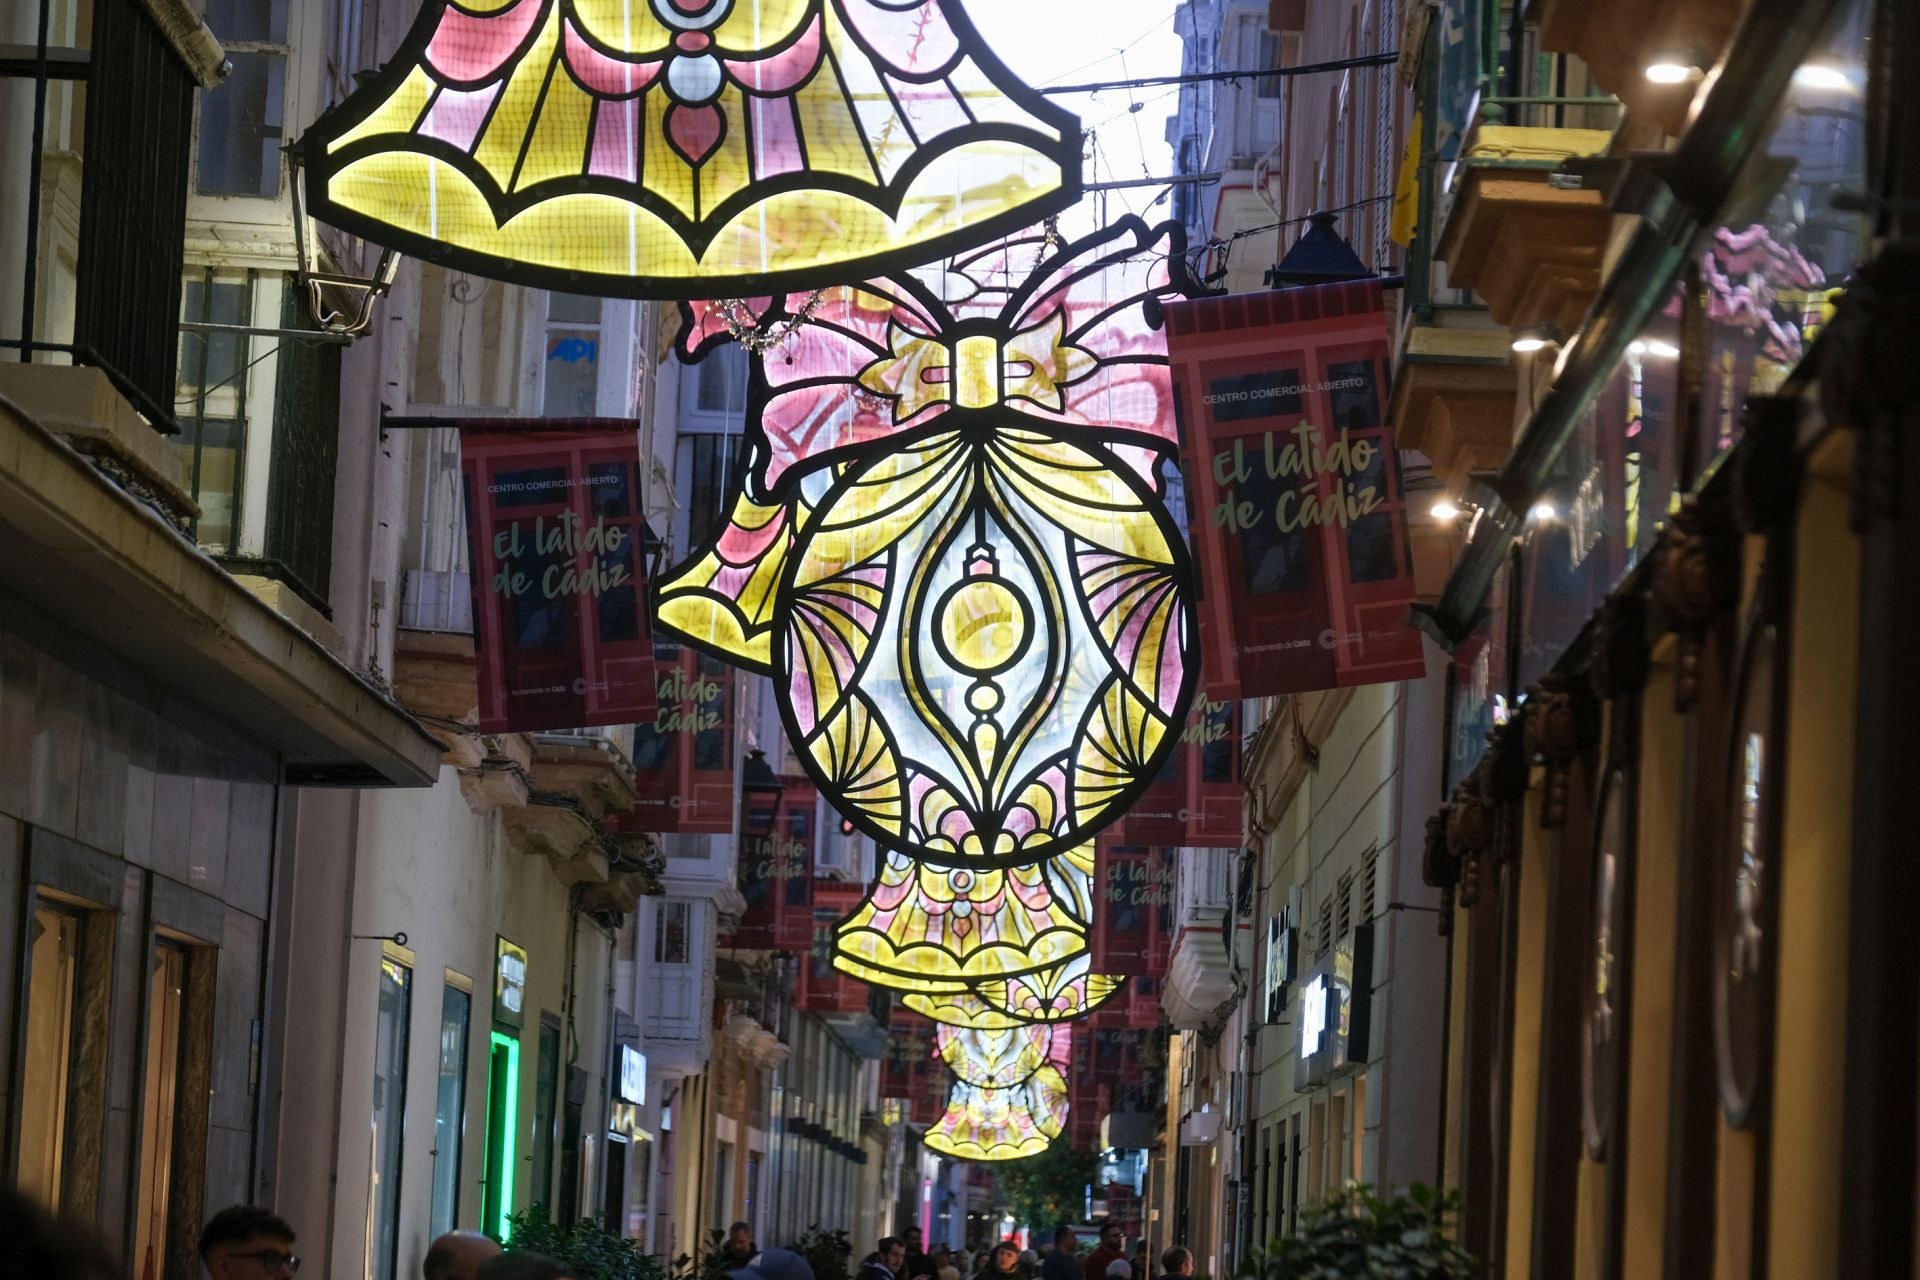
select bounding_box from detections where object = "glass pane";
[371,959,412,1280]
[178,277,252,394]
[177,418,244,551]
[544,328,600,417]
[694,345,748,415]
[197,51,285,197]
[134,945,188,1280]
[432,985,473,1236]
[656,901,690,965]
[205,0,289,43]
[17,906,80,1210]
[549,293,602,324]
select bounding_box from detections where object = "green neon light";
[491,1030,521,1241]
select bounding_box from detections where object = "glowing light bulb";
[1645,61,1696,84]
[1511,336,1550,353]
[1431,500,1461,521]
[1531,501,1557,522]
[1793,63,1853,91]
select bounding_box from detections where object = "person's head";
[1105,1261,1130,1280]
[476,1252,578,1280]
[1053,1227,1075,1251]
[731,1247,814,1280]
[938,1267,959,1280]
[1159,1249,1192,1278]
[989,1243,1020,1273]
[0,1190,117,1280]
[425,1232,503,1280]
[1099,1226,1123,1252]
[729,1224,755,1257]
[1018,1250,1038,1269]
[199,1206,299,1280]
[904,1228,923,1250]
[879,1238,906,1274]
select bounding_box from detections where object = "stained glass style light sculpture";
[901,958,1125,1028]
[831,843,1096,988]
[300,0,1083,297]
[921,1063,1069,1161]
[936,1023,1058,1087]
[665,216,1205,867]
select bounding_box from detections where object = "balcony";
[1532,0,1748,137]
[1433,112,1618,333]
[1161,847,1244,1030]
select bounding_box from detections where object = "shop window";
[196,0,289,196]
[133,942,188,1280]
[543,294,602,418]
[432,978,474,1237]
[370,955,413,1280]
[532,1018,562,1207]
[17,903,83,1209]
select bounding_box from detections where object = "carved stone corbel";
[1485,718,1531,863]
[1447,770,1497,908]
[1526,672,1599,829]
[1815,242,1920,533]
[1423,810,1457,933]
[1652,498,1739,712]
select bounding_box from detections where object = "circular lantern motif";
[936,1024,1055,1088]
[777,425,1195,867]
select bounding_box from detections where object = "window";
[656,900,692,965]
[370,956,413,1280]
[532,1019,562,1207]
[432,979,474,1236]
[176,270,255,550]
[134,942,189,1279]
[679,434,747,560]
[1335,873,1353,940]
[17,904,82,1209]
[692,344,749,419]
[714,1140,733,1229]
[543,294,603,417]
[1316,895,1334,959]
[1254,30,1282,98]
[1360,853,1377,924]
[743,1151,761,1235]
[197,0,290,196]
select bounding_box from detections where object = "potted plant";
[502,1205,666,1280]
[1234,1184,1478,1279]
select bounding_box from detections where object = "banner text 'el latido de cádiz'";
[1164,281,1426,697]
[459,423,657,733]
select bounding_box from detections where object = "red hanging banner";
[1165,283,1426,698]
[1091,842,1173,976]
[800,880,870,1014]
[1120,698,1244,847]
[628,640,735,833]
[726,776,817,952]
[458,423,656,732]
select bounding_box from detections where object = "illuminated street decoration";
[901,956,1125,1028]
[831,845,1095,988]
[300,0,1082,297]
[664,217,1205,866]
[921,1064,1069,1161]
[936,1023,1059,1088]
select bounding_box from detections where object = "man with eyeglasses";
[198,1206,300,1279]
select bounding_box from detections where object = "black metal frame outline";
[298,0,1085,298]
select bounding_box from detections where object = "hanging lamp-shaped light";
[299,0,1083,297]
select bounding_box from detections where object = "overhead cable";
[1039,51,1399,97]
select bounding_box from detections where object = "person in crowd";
[1017,1249,1040,1274]
[728,1247,816,1280]
[199,1206,301,1280]
[1130,1241,1148,1280]
[975,1240,1027,1280]
[425,1231,503,1280]
[903,1226,932,1280]
[0,1189,117,1280]
[1039,1228,1079,1280]
[1081,1225,1126,1280]
[1105,1260,1131,1280]
[861,1236,908,1280]
[477,1252,577,1280]
[1156,1247,1193,1280]
[727,1222,759,1267]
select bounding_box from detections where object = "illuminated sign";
[1300,975,1328,1058]
[619,1045,647,1105]
[495,936,528,1029]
